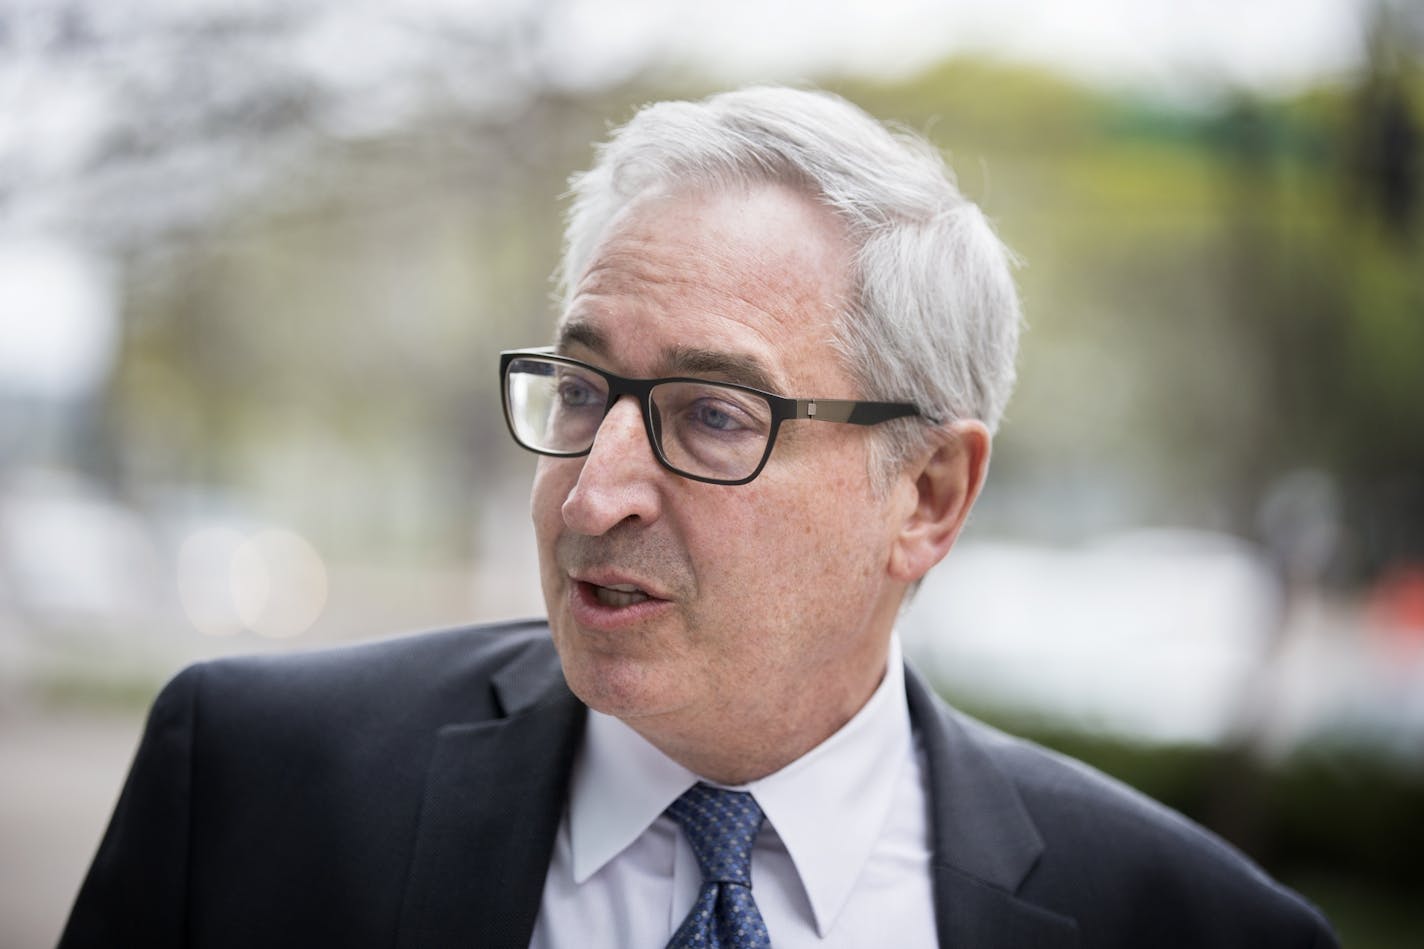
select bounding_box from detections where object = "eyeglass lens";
[505,356,774,482]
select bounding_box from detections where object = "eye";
[688,397,751,433]
[556,374,601,408]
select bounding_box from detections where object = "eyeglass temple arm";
[793,399,936,425]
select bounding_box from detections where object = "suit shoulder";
[953,712,1336,944]
[967,716,1245,867]
[195,617,551,678]
[168,619,559,727]
[958,715,1209,840]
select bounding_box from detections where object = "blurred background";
[2,0,1422,945]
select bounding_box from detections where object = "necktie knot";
[666,783,764,887]
[664,783,771,948]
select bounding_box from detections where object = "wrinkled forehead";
[554,182,856,394]
[556,318,784,394]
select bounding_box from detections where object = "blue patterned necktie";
[665,783,772,949]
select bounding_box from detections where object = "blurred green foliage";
[103,52,1422,579]
[834,55,1424,573]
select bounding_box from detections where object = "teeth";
[593,584,650,607]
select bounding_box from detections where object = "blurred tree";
[0,0,658,562]
[1214,0,1424,580]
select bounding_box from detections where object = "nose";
[560,395,664,535]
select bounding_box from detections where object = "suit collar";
[490,633,571,716]
[395,632,1078,949]
[398,640,585,949]
[905,665,1081,948]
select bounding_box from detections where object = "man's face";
[531,183,910,768]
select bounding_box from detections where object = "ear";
[887,420,991,583]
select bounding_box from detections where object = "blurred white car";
[902,529,1280,745]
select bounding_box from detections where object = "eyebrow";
[555,319,783,394]
[555,319,607,356]
[664,346,781,394]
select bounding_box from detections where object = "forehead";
[557,184,855,394]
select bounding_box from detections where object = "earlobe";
[887,420,991,583]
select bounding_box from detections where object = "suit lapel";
[396,645,1079,948]
[905,667,1080,949]
[397,643,586,949]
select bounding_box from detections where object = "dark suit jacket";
[61,620,1337,948]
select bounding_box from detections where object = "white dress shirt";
[530,635,937,948]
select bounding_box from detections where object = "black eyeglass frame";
[500,347,936,486]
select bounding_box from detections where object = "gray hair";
[558,85,1022,478]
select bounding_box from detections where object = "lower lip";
[568,581,673,631]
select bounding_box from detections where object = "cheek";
[530,461,572,546]
[775,465,891,596]
[696,468,884,604]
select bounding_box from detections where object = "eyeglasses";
[500,347,933,485]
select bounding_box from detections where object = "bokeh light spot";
[176,526,328,638]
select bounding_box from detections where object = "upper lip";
[569,570,670,600]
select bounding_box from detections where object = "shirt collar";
[567,635,915,937]
[568,706,698,885]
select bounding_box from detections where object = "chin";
[555,642,680,722]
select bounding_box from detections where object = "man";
[63,87,1336,948]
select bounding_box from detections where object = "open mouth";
[568,577,670,629]
[588,582,650,608]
